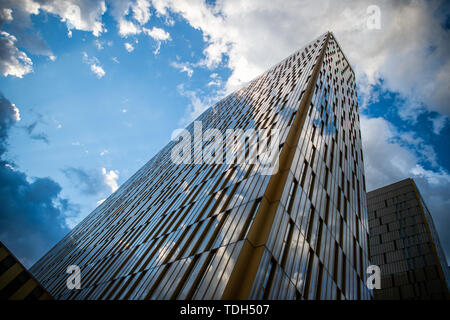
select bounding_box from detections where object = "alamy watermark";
[170,121,280,176]
[366,265,381,290]
[66,265,81,290]
[366,5,381,30]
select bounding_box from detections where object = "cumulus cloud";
[0,0,107,80]
[142,26,171,54]
[0,0,175,77]
[148,0,449,121]
[124,42,135,52]
[1,0,106,50]
[0,7,13,24]
[90,63,105,78]
[118,18,141,37]
[132,0,152,25]
[0,92,77,267]
[142,26,171,41]
[102,167,119,193]
[0,165,78,267]
[82,51,105,78]
[0,31,33,77]
[37,0,107,37]
[109,0,151,37]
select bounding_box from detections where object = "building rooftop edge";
[366,177,414,196]
[328,31,356,77]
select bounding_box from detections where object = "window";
[311,125,316,142]
[300,161,309,188]
[259,259,276,299]
[310,146,316,165]
[309,172,316,200]
[280,221,294,268]
[241,198,262,239]
[286,179,298,214]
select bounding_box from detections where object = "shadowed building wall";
[31,32,371,300]
[367,178,450,299]
[0,241,52,300]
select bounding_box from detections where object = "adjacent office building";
[0,241,52,300]
[367,178,450,299]
[31,32,371,300]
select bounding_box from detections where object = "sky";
[0,0,449,268]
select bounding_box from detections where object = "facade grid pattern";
[31,32,371,300]
[367,178,450,299]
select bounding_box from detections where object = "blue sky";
[0,0,449,268]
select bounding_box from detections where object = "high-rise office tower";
[367,178,450,299]
[31,32,371,300]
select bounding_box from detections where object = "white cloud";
[149,0,450,121]
[118,19,142,37]
[207,78,221,87]
[124,42,135,52]
[4,163,15,171]
[100,149,109,156]
[2,0,108,37]
[43,0,107,37]
[11,103,21,122]
[111,56,120,63]
[90,64,105,78]
[82,52,105,78]
[0,31,33,78]
[142,26,171,41]
[0,8,13,24]
[132,0,151,25]
[109,0,152,37]
[142,26,171,54]
[430,114,448,135]
[96,198,106,205]
[170,61,194,77]
[102,167,119,193]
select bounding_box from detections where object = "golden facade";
[31,32,371,300]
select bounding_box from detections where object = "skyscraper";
[367,178,450,299]
[31,32,371,300]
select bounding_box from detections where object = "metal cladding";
[31,32,371,300]
[367,178,450,299]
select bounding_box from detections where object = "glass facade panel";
[30,32,370,300]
